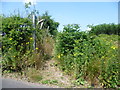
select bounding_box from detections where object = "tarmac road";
[1,78,69,90]
[1,78,50,88]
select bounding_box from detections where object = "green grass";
[24,68,43,82]
[30,75,43,82]
[41,79,58,85]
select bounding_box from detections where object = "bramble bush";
[54,24,119,88]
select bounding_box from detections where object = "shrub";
[2,13,57,72]
[54,24,119,88]
[2,15,34,71]
[89,23,120,35]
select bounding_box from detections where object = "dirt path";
[2,59,91,88]
[40,59,72,88]
[2,59,73,88]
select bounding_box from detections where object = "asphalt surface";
[1,78,50,88]
[0,78,79,90]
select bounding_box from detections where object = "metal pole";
[33,14,36,50]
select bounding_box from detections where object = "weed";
[41,79,58,85]
[24,68,42,82]
[54,24,119,88]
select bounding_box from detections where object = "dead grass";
[39,59,72,87]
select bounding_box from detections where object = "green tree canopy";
[38,12,59,37]
[89,23,120,35]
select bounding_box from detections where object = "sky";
[1,1,118,31]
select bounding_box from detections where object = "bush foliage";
[1,3,119,88]
[89,23,120,35]
[1,10,58,71]
[54,24,119,88]
[2,15,34,71]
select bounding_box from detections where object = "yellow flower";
[30,37,33,40]
[36,47,38,50]
[26,42,29,44]
[74,53,77,56]
[9,48,11,50]
[111,46,116,49]
[58,55,60,58]
[9,38,12,40]
[101,56,104,59]
[61,54,63,56]
[13,56,16,57]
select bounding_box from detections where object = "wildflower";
[58,55,60,58]
[13,56,16,57]
[61,54,63,56]
[111,46,116,49]
[101,56,104,59]
[9,38,12,40]
[36,47,38,50]
[9,48,11,50]
[3,46,5,48]
[26,42,29,44]
[30,37,33,40]
[74,53,77,56]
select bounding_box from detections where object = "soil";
[2,59,91,88]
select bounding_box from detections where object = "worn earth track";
[2,59,91,88]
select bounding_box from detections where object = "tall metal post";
[33,14,36,50]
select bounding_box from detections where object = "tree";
[89,23,120,35]
[38,11,59,37]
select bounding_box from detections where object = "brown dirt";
[2,59,73,88]
[40,59,72,88]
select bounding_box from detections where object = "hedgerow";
[54,24,119,88]
[89,23,120,35]
[1,15,36,71]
